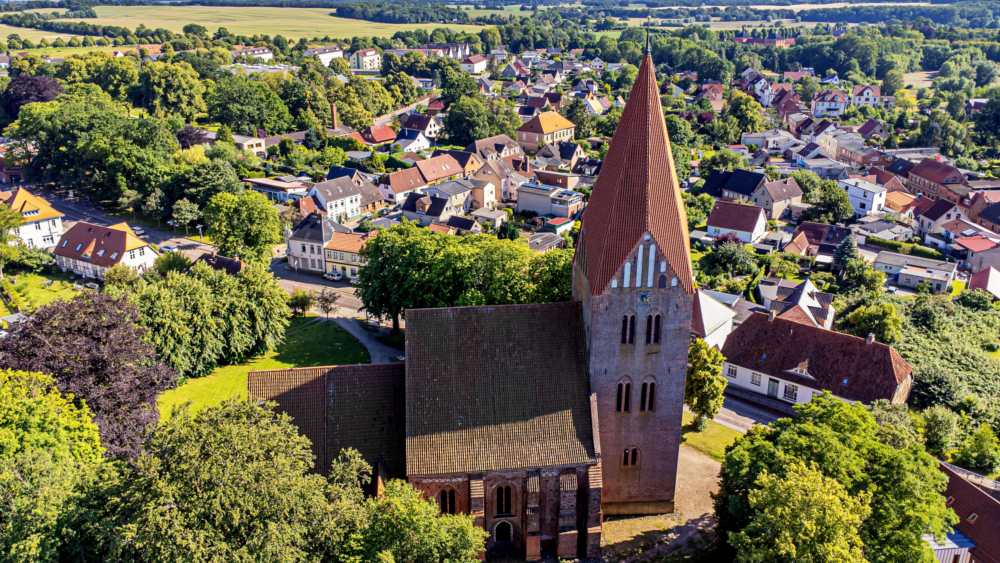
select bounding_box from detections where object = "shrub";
[866,237,945,260]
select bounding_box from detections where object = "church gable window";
[440,488,457,514]
[495,485,512,515]
[622,447,640,466]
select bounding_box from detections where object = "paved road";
[373,98,432,126]
[686,395,782,433]
[35,187,217,260]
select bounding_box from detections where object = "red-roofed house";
[706,201,767,244]
[969,266,1000,300]
[936,463,1000,563]
[360,124,396,145]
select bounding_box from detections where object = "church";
[248,44,694,561]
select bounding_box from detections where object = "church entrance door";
[495,521,512,543]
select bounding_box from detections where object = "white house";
[230,47,273,62]
[705,201,767,244]
[2,188,63,249]
[350,48,380,70]
[53,222,158,279]
[460,54,489,74]
[719,313,914,415]
[692,290,737,349]
[394,129,432,153]
[839,178,887,217]
[245,177,310,202]
[811,89,849,118]
[304,46,344,66]
[852,85,881,109]
[309,177,363,221]
[286,213,335,274]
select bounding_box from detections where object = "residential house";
[544,216,574,236]
[885,158,916,185]
[444,216,482,235]
[820,73,841,86]
[425,180,474,213]
[885,191,919,219]
[477,76,494,95]
[1,188,63,249]
[752,177,803,219]
[472,157,526,202]
[966,98,990,120]
[527,232,564,253]
[468,179,497,210]
[706,201,767,244]
[465,134,522,162]
[53,222,157,279]
[310,177,364,221]
[349,48,380,70]
[908,158,970,201]
[399,113,441,138]
[691,290,738,349]
[811,89,849,118]
[873,251,957,292]
[393,129,431,153]
[245,176,311,202]
[361,124,396,146]
[232,135,266,155]
[802,158,849,180]
[758,277,836,329]
[304,46,343,66]
[417,43,468,58]
[851,85,881,108]
[784,222,853,258]
[696,83,726,112]
[720,313,913,415]
[838,142,887,169]
[287,213,333,273]
[968,267,1000,300]
[460,54,489,74]
[534,141,586,171]
[401,192,456,226]
[741,129,797,151]
[230,47,273,61]
[951,234,999,269]
[700,169,767,203]
[471,207,507,229]
[287,194,327,224]
[535,171,583,191]
[930,464,1000,563]
[190,253,246,276]
[0,155,21,185]
[516,112,575,151]
[516,183,585,218]
[415,154,465,186]
[915,199,965,237]
[839,178,887,217]
[858,119,889,141]
[378,167,426,205]
[851,218,913,244]
[425,150,480,179]
[324,231,376,279]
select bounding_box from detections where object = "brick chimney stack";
[331,102,338,130]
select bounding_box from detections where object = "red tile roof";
[954,235,998,253]
[362,124,396,144]
[414,154,462,183]
[53,222,154,268]
[910,158,967,185]
[577,52,693,295]
[940,463,1000,563]
[381,167,426,194]
[721,313,913,404]
[706,201,765,234]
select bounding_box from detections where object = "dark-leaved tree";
[2,75,64,121]
[0,293,176,459]
[175,124,209,149]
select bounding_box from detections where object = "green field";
[158,315,370,420]
[59,6,484,40]
[681,411,743,462]
[0,23,74,42]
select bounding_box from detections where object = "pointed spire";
[645,16,651,54]
[576,52,694,295]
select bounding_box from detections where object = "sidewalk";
[329,309,402,364]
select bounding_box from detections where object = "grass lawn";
[8,271,82,311]
[62,6,484,39]
[681,412,743,462]
[951,280,966,296]
[158,315,370,419]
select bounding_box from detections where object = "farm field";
[61,6,484,40]
[904,70,937,88]
[696,2,931,10]
[0,23,73,42]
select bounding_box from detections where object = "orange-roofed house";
[0,187,64,249]
[53,221,158,279]
[324,231,377,279]
[516,111,576,151]
[885,191,920,219]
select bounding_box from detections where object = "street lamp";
[195,224,204,241]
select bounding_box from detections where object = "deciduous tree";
[685,338,727,429]
[203,191,283,265]
[0,293,176,458]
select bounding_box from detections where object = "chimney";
[331,102,338,130]
[866,333,875,344]
[768,310,776,321]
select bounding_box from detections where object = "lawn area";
[158,315,370,419]
[62,6,484,39]
[904,71,937,89]
[951,280,966,296]
[681,412,744,462]
[7,270,82,311]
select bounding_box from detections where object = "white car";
[160,244,178,253]
[133,227,145,236]
[323,272,344,281]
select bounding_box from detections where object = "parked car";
[323,272,344,281]
[133,227,145,235]
[85,282,99,290]
[160,244,178,252]
[350,278,361,286]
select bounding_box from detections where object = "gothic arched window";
[622,447,640,466]
[495,485,512,515]
[440,488,456,514]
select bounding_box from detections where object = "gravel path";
[329,310,402,365]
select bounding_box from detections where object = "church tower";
[572,40,694,515]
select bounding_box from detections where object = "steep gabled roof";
[939,463,1000,563]
[577,52,693,295]
[706,201,765,234]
